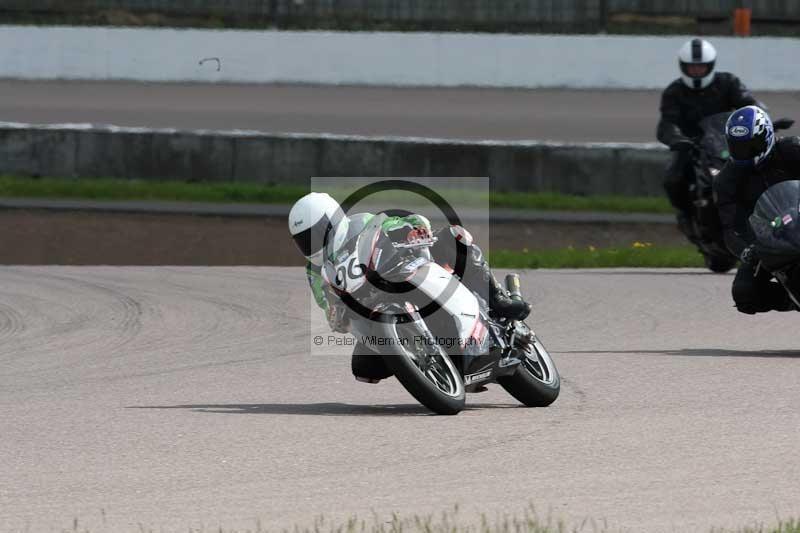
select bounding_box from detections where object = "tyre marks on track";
[0,299,25,341]
[0,267,311,396]
[37,272,145,355]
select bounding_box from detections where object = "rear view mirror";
[774,118,794,130]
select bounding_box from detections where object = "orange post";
[733,7,752,36]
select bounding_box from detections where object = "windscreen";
[697,112,731,162]
[749,180,800,258]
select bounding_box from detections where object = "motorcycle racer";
[657,38,760,235]
[288,192,531,381]
[715,105,800,314]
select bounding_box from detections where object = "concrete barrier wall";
[0,122,671,196]
[1,25,800,89]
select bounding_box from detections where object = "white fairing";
[409,262,480,340]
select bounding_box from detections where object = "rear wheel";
[498,336,560,407]
[382,322,465,415]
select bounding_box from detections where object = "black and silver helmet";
[678,38,717,90]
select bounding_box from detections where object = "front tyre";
[498,335,560,407]
[704,254,737,274]
[382,323,465,415]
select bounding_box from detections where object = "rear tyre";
[498,336,560,407]
[704,254,737,273]
[382,323,465,415]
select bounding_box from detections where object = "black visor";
[728,135,766,162]
[292,214,333,258]
[680,61,714,79]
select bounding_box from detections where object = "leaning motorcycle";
[320,215,560,415]
[680,113,794,273]
[749,179,800,308]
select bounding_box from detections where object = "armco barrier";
[0,122,671,196]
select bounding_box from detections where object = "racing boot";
[432,227,532,321]
[462,250,531,320]
[487,270,531,321]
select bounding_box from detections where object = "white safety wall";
[1,25,798,90]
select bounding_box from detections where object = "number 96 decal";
[326,255,365,293]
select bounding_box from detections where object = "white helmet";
[288,192,343,265]
[678,38,717,90]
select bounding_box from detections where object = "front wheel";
[704,254,737,273]
[498,335,560,407]
[382,322,465,415]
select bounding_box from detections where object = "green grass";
[61,508,800,533]
[0,175,672,214]
[490,244,706,269]
[489,191,671,213]
[0,175,309,204]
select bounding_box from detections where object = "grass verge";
[0,176,309,204]
[490,243,706,269]
[489,190,670,213]
[62,507,800,533]
[0,176,672,213]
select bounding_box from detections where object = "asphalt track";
[3,80,799,141]
[1,266,799,532]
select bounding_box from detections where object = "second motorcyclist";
[715,105,800,314]
[657,38,761,237]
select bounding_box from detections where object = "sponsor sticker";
[729,125,750,137]
[464,370,492,385]
[771,214,794,228]
[404,256,428,271]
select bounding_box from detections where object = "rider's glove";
[406,227,433,244]
[670,138,696,152]
[740,245,758,266]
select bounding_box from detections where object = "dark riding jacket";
[714,137,800,257]
[657,73,758,147]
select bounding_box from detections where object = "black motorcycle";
[750,180,800,308]
[681,113,794,273]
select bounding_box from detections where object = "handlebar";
[392,237,438,249]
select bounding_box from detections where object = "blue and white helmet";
[725,105,775,167]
